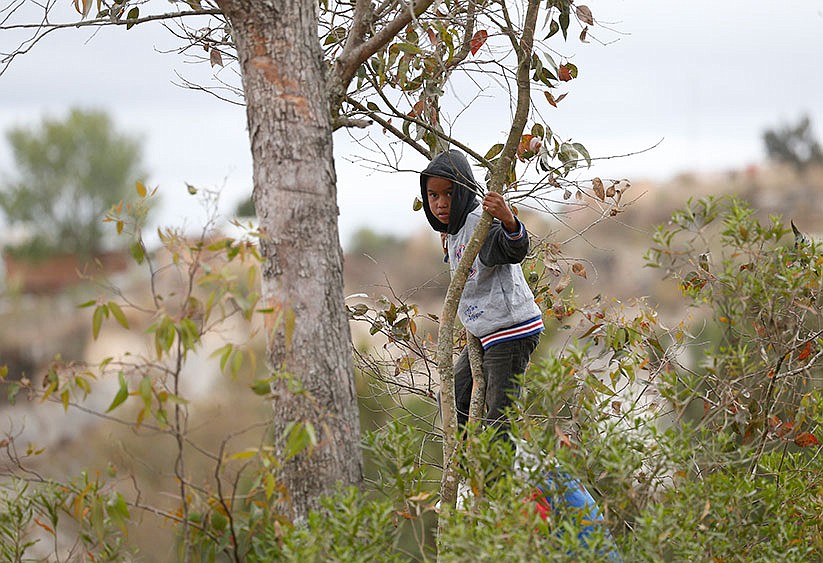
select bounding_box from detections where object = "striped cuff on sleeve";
[503,220,525,240]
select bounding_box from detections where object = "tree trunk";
[217,0,362,521]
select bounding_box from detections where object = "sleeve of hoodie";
[479,218,530,266]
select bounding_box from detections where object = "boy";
[421,149,543,438]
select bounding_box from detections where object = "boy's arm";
[478,192,529,266]
[479,217,530,266]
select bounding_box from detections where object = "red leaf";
[426,27,438,46]
[794,431,820,448]
[558,64,573,82]
[470,30,488,56]
[408,100,425,118]
[797,341,813,361]
[777,420,794,438]
[517,134,534,158]
[543,91,567,108]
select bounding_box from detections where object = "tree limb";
[436,0,541,518]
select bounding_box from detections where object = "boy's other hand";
[482,192,518,233]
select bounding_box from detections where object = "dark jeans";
[453,333,540,434]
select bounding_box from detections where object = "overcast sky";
[1,0,822,248]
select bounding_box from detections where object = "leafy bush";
[763,115,823,171]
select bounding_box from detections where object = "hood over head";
[420,150,482,234]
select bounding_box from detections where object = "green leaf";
[108,301,129,329]
[559,8,570,40]
[531,123,545,138]
[139,375,152,407]
[74,375,91,396]
[484,143,504,160]
[396,356,416,372]
[283,421,318,460]
[231,349,244,376]
[220,345,233,372]
[91,497,105,541]
[323,26,346,45]
[531,52,542,73]
[367,101,380,112]
[572,142,591,167]
[250,379,272,396]
[546,19,560,39]
[211,512,228,532]
[126,6,139,29]
[129,241,145,264]
[92,304,108,340]
[106,372,129,413]
[228,449,259,461]
[264,472,276,500]
[7,382,20,404]
[394,42,422,55]
[106,493,130,534]
[587,374,615,396]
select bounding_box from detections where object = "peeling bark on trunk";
[218,0,362,521]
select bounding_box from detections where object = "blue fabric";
[536,470,623,562]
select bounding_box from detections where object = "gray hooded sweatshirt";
[421,150,543,348]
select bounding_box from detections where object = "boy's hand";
[482,192,518,233]
[441,232,448,255]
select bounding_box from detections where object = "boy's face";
[426,176,453,225]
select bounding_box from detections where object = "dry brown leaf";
[210,48,224,67]
[606,183,616,198]
[572,262,588,279]
[555,273,571,294]
[576,5,594,25]
[592,177,605,201]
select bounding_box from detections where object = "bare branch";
[1,6,223,75]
